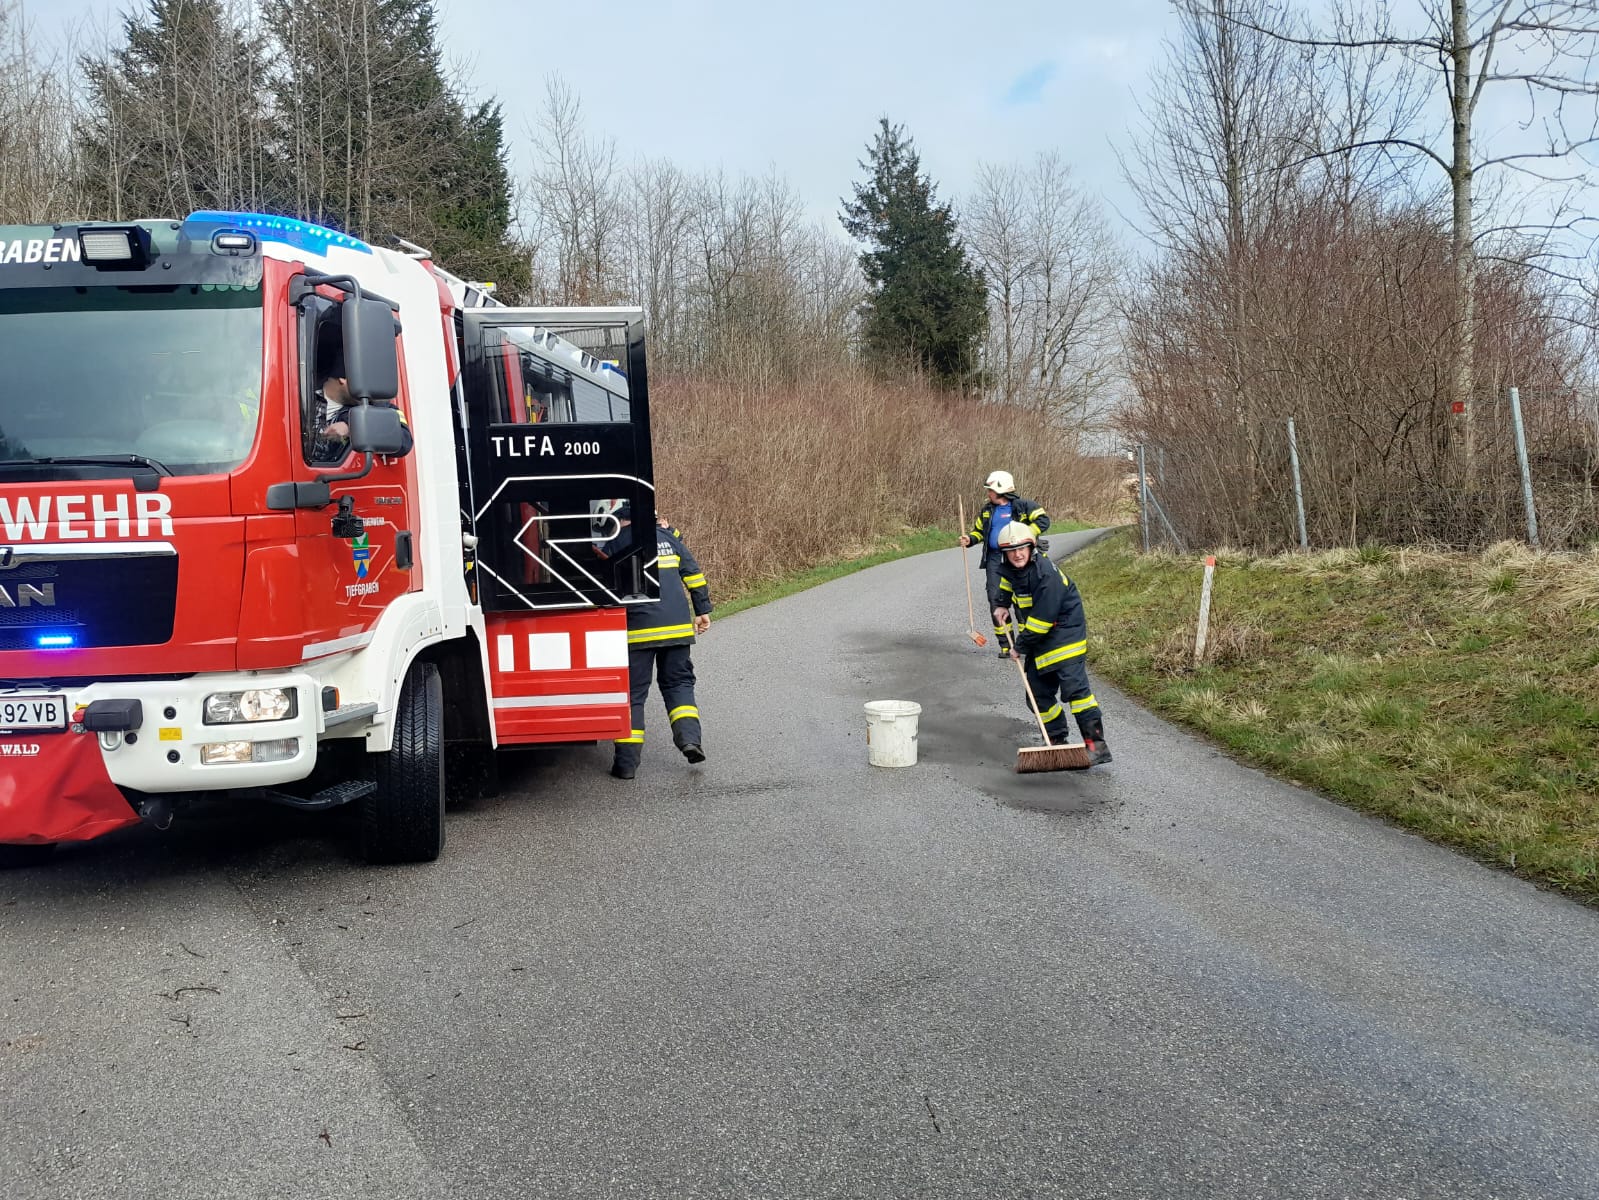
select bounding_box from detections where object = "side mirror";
[347,403,406,455]
[342,296,399,400]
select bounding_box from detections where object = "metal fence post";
[1509,386,1540,548]
[1287,416,1308,550]
[1137,443,1151,553]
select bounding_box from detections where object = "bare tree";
[527,76,624,304]
[0,1,83,221]
[621,157,693,363]
[1224,0,1599,476]
[967,153,1121,434]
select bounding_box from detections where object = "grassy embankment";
[1070,531,1599,901]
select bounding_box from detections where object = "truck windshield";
[0,284,264,476]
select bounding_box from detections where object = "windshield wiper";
[15,454,173,476]
[0,454,173,491]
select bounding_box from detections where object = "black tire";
[361,660,445,864]
[0,843,57,869]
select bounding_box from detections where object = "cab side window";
[299,302,408,465]
[302,315,349,466]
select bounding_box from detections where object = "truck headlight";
[203,688,297,724]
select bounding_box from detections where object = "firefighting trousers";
[984,558,1013,650]
[613,644,702,770]
[1023,652,1103,745]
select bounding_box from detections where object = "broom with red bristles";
[957,496,987,648]
[1008,614,1090,773]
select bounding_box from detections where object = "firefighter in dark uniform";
[959,469,1050,658]
[605,504,712,780]
[992,521,1112,766]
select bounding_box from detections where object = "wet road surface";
[4,529,1598,1198]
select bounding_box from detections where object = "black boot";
[1084,738,1112,766]
[681,743,706,764]
[610,760,637,780]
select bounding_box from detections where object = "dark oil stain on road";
[854,633,1115,817]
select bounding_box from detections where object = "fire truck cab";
[0,211,658,865]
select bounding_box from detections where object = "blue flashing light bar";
[185,210,373,257]
[36,634,75,648]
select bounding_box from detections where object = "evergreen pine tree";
[77,0,272,220]
[261,0,526,292]
[841,118,987,388]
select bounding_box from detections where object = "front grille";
[0,605,78,628]
[0,552,177,649]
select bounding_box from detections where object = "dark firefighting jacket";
[626,526,712,649]
[966,493,1050,568]
[997,551,1088,671]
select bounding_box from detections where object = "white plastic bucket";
[864,700,922,768]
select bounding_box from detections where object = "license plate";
[0,695,67,731]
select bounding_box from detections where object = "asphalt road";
[4,528,1598,1199]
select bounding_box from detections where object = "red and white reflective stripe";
[494,628,627,673]
[492,692,628,709]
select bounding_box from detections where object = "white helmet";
[995,521,1037,552]
[984,470,1015,494]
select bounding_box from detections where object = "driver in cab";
[312,342,413,462]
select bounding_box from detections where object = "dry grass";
[1072,531,1599,902]
[1150,619,1269,674]
[649,366,1121,594]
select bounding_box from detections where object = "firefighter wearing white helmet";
[958,470,1051,658]
[992,521,1111,766]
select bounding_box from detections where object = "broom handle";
[959,496,978,630]
[1010,615,1055,747]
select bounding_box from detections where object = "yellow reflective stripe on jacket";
[1033,639,1088,669]
[1015,596,1034,609]
[659,554,681,568]
[681,573,706,589]
[998,578,1014,594]
[1070,694,1098,713]
[1024,616,1051,634]
[627,623,694,644]
[615,728,645,745]
[668,705,699,723]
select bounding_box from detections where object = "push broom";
[1008,616,1090,773]
[957,496,987,648]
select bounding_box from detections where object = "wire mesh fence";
[1129,387,1599,554]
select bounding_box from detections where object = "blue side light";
[36,634,75,648]
[185,210,373,256]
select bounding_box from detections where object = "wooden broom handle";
[959,496,978,628]
[1010,615,1055,747]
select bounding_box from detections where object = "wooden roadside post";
[1194,555,1217,668]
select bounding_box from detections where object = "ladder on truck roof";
[394,237,502,309]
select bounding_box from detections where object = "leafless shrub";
[650,363,1120,594]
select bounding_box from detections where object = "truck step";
[310,779,377,808]
[263,779,376,811]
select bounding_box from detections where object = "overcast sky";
[35,0,1175,237]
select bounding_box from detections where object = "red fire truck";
[0,211,658,865]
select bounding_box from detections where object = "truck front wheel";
[361,661,446,864]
